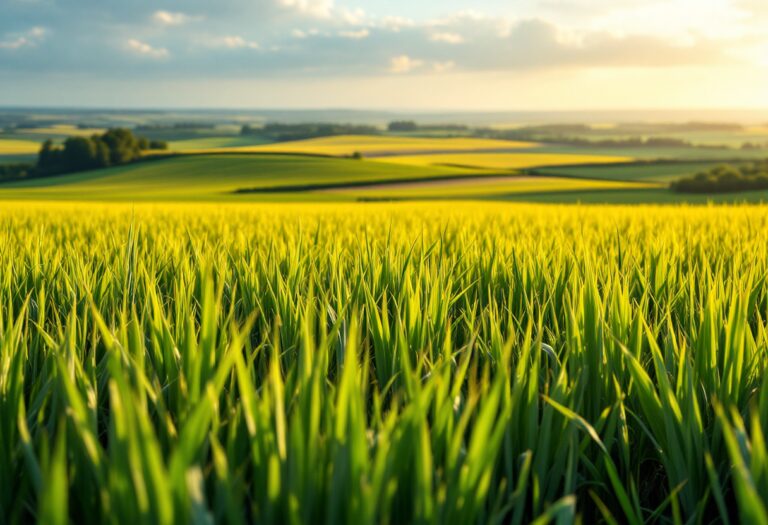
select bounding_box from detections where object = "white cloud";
[389,55,423,73]
[278,0,333,18]
[126,39,169,58]
[432,61,456,73]
[339,7,366,25]
[152,10,193,26]
[338,29,369,40]
[377,16,415,32]
[430,32,465,44]
[210,35,260,49]
[0,26,46,50]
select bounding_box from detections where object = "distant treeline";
[475,128,702,148]
[136,123,217,131]
[0,128,167,181]
[387,121,468,132]
[0,163,34,180]
[672,161,768,193]
[473,127,765,150]
[242,123,379,141]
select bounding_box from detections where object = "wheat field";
[1,201,767,524]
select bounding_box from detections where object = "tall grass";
[1,201,767,524]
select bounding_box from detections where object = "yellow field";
[322,176,660,198]
[15,124,107,137]
[373,152,633,170]
[187,134,540,156]
[0,139,41,154]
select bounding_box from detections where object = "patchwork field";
[0,154,476,201]
[373,152,634,170]
[0,138,42,154]
[533,162,721,182]
[208,134,540,156]
[1,131,766,205]
[168,136,274,151]
[10,124,107,138]
[322,175,660,199]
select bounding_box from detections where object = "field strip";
[212,135,541,156]
[233,172,522,194]
[371,152,634,170]
[315,175,663,198]
[0,138,42,154]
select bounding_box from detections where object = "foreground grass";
[2,201,768,524]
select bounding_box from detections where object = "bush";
[672,161,768,193]
[0,163,33,180]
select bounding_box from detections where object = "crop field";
[0,139,42,154]
[9,125,108,139]
[373,152,634,170]
[322,176,660,199]
[216,135,540,156]
[168,136,274,151]
[533,162,721,183]
[0,155,477,201]
[2,201,768,524]
[527,144,768,162]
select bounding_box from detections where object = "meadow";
[2,201,768,525]
[0,155,474,201]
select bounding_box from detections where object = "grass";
[0,154,477,201]
[498,187,768,204]
[533,162,721,183]
[168,136,274,151]
[220,135,540,156]
[322,176,661,199]
[8,125,107,138]
[0,154,36,165]
[2,201,768,524]
[373,152,633,170]
[525,144,768,161]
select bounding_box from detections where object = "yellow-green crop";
[2,200,768,524]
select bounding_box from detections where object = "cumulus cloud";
[152,10,194,26]
[0,26,46,50]
[389,55,423,73]
[278,0,333,18]
[430,32,465,44]
[126,39,169,58]
[210,35,260,49]
[338,29,369,40]
[0,1,742,80]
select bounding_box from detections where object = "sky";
[0,0,766,110]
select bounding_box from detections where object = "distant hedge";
[0,163,34,180]
[241,123,378,141]
[672,161,768,193]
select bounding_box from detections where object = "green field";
[533,162,720,182]
[525,144,768,161]
[0,154,478,201]
[1,152,763,204]
[323,176,660,199]
[1,130,766,205]
[168,136,274,151]
[3,202,768,524]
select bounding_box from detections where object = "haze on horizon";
[0,0,766,111]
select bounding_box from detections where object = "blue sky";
[0,0,766,109]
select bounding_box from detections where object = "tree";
[388,121,418,132]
